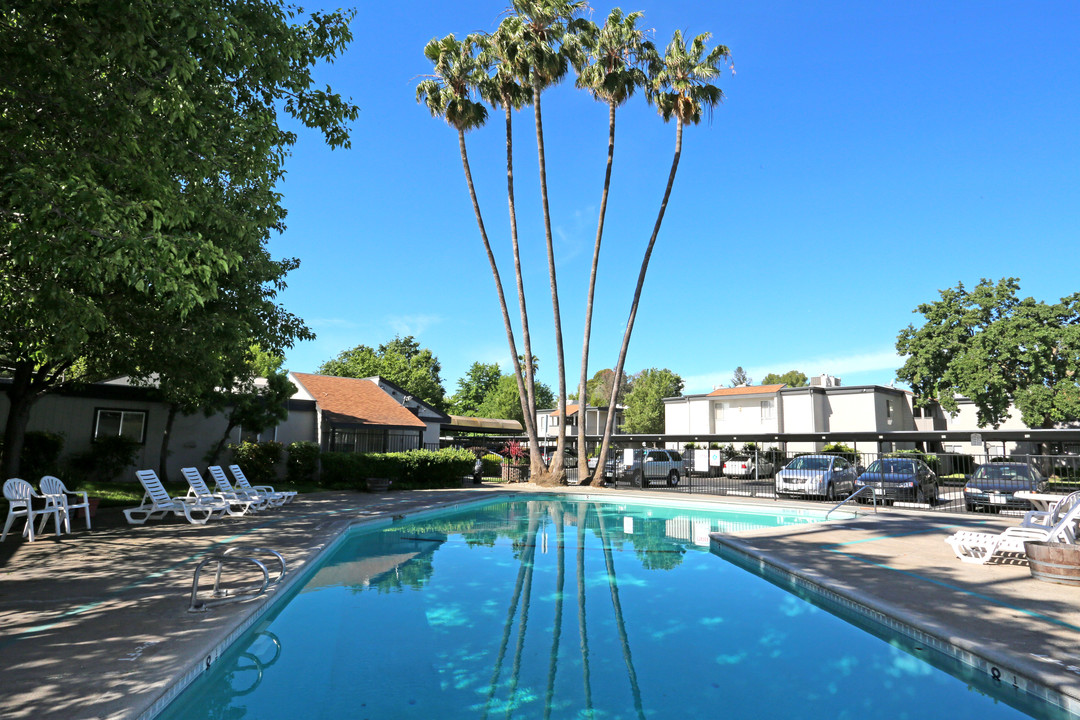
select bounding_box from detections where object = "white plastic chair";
[39,476,91,533]
[229,465,296,505]
[180,467,261,516]
[124,469,230,525]
[208,466,279,509]
[2,478,63,542]
[946,493,1080,564]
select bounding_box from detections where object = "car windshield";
[975,465,1031,480]
[866,459,914,474]
[787,456,829,471]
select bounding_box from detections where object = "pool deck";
[2,484,1079,719]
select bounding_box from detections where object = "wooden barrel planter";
[1024,541,1080,586]
[366,477,391,492]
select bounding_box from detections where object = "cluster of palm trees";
[417,1,731,486]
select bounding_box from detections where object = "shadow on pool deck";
[2,485,1080,719]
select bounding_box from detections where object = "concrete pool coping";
[1,484,1078,719]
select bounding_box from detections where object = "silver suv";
[620,448,685,487]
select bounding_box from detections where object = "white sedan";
[723,456,774,478]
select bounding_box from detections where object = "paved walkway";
[1,485,1078,719]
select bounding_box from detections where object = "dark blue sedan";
[855,457,939,505]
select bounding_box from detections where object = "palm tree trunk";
[456,128,541,449]
[578,101,617,476]
[576,503,594,713]
[533,84,568,485]
[503,105,542,461]
[590,118,684,485]
[544,503,566,719]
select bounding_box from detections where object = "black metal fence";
[562,446,1080,517]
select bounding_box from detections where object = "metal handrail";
[189,547,286,612]
[826,486,878,520]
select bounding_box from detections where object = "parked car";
[855,457,939,505]
[963,462,1046,513]
[617,448,685,487]
[723,455,775,478]
[775,454,858,500]
[541,449,578,468]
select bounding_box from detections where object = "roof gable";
[291,373,427,428]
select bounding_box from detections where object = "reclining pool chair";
[229,465,297,505]
[208,465,282,509]
[39,475,92,533]
[945,492,1080,564]
[124,469,230,525]
[181,467,262,516]
[2,478,63,542]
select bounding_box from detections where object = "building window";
[94,409,146,443]
[714,403,725,422]
[886,400,894,419]
[760,400,774,421]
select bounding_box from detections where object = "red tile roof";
[292,373,426,428]
[550,404,580,417]
[707,384,786,397]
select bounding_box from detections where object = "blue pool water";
[159,495,1063,719]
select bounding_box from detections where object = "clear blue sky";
[270,0,1080,397]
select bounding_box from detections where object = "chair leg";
[1,512,17,542]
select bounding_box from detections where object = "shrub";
[67,436,140,485]
[286,441,320,484]
[319,448,474,491]
[481,453,503,477]
[230,441,284,485]
[20,431,65,480]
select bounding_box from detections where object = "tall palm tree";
[416,35,542,450]
[512,0,587,484]
[476,19,545,474]
[591,31,730,486]
[574,9,652,479]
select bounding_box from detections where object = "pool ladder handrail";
[189,546,286,612]
[825,486,879,520]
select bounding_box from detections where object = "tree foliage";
[0,0,356,475]
[730,366,751,387]
[477,374,555,423]
[449,362,504,415]
[760,370,808,387]
[319,336,447,410]
[584,368,631,407]
[896,278,1080,429]
[621,368,683,434]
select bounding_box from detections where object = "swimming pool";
[157,495,1063,719]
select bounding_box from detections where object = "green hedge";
[286,441,320,483]
[320,448,475,491]
[229,441,283,484]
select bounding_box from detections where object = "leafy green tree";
[592,30,730,484]
[730,366,751,387]
[318,336,446,410]
[896,277,1080,429]
[585,368,632,407]
[0,0,356,477]
[760,370,808,387]
[621,368,684,434]
[449,362,504,415]
[574,8,652,475]
[478,374,555,424]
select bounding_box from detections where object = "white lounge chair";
[124,469,230,525]
[229,465,297,505]
[2,478,63,542]
[39,475,92,533]
[946,495,1080,564]
[208,465,282,509]
[181,467,261,516]
[1021,491,1080,528]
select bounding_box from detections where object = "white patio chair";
[229,465,297,505]
[124,469,230,525]
[2,478,63,542]
[39,476,91,533]
[208,465,280,509]
[180,467,260,516]
[946,494,1080,564]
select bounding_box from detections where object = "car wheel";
[965,502,977,512]
[916,487,926,504]
[824,484,835,502]
[667,470,679,487]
